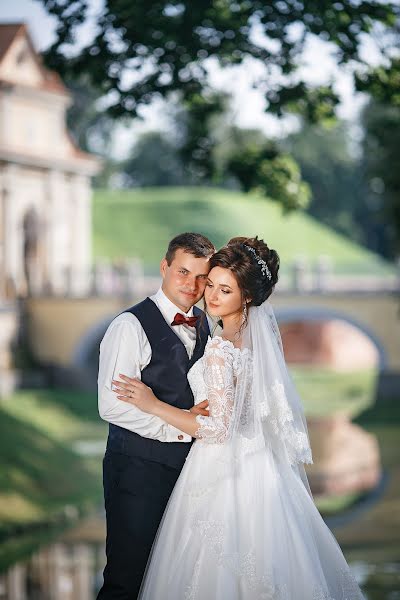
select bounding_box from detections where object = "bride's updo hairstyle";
[209,236,280,305]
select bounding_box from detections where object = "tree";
[361,100,400,258]
[226,131,310,211]
[121,131,190,187]
[64,76,119,187]
[284,123,367,237]
[284,115,400,259]
[36,0,399,182]
[38,1,398,117]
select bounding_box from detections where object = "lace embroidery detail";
[194,519,289,598]
[312,566,364,599]
[184,556,202,600]
[312,589,334,600]
[193,338,239,444]
[195,519,224,558]
[264,379,313,465]
[269,381,292,431]
[340,566,364,599]
[240,433,264,451]
[189,337,311,462]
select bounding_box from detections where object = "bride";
[112,236,365,599]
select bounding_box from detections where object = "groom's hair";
[165,233,215,265]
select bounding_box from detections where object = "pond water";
[1,370,398,598]
[0,512,399,599]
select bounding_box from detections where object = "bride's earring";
[242,302,248,325]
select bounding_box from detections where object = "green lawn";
[0,390,106,537]
[0,368,375,531]
[0,368,377,528]
[93,187,395,275]
[290,367,377,418]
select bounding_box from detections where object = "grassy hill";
[93,187,395,274]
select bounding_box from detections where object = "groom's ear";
[160,257,168,278]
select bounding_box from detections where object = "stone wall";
[0,304,18,397]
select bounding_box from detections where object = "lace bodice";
[188,336,250,444]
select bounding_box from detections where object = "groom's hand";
[190,400,209,417]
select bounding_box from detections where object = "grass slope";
[0,390,106,536]
[93,187,395,274]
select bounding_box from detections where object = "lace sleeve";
[194,338,235,444]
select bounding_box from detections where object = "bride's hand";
[112,374,158,414]
[190,400,209,416]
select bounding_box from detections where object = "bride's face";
[205,266,243,318]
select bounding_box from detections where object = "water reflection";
[0,539,104,600]
[0,524,399,599]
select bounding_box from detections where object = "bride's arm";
[112,374,202,437]
[113,338,234,442]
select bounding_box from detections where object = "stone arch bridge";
[24,290,399,395]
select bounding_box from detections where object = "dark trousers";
[96,450,181,600]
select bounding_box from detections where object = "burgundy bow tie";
[171,313,199,327]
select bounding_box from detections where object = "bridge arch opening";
[72,316,116,387]
[274,305,384,417]
[276,306,387,371]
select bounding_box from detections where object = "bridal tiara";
[243,244,272,280]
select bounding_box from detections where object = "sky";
[0,0,370,158]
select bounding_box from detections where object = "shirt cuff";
[167,423,192,443]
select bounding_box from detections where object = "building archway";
[22,206,43,296]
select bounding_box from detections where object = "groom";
[96,232,215,599]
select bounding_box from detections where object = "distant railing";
[2,256,399,300]
[276,256,400,295]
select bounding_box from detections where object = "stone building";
[0,23,100,299]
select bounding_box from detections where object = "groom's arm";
[98,313,191,442]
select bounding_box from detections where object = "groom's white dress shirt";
[98,287,198,443]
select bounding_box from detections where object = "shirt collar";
[152,287,194,322]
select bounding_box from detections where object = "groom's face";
[160,249,211,313]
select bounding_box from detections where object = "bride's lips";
[208,302,219,309]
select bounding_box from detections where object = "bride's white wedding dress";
[138,306,365,600]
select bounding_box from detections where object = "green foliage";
[110,111,311,208]
[269,84,340,124]
[285,122,368,241]
[284,116,400,259]
[179,91,230,179]
[36,0,399,184]
[356,57,400,107]
[38,1,398,118]
[227,140,310,211]
[64,76,119,186]
[121,131,189,187]
[362,100,400,257]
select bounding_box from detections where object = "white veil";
[223,300,313,495]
